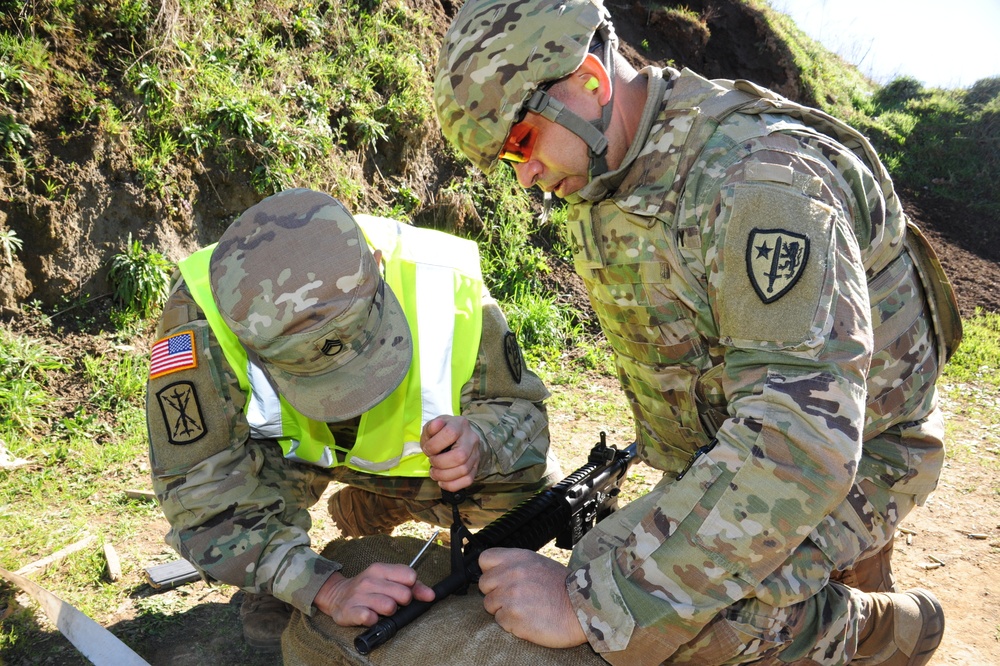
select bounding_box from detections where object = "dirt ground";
[885,192,1000,663]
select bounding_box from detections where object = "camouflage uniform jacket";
[561,67,945,659]
[147,275,550,614]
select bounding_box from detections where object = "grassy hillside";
[2,0,998,311]
[753,0,1000,216]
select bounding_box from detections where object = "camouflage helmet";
[210,188,412,422]
[434,0,617,174]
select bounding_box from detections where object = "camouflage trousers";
[571,419,940,666]
[327,453,564,530]
[665,476,914,665]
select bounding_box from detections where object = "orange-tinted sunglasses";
[499,119,539,164]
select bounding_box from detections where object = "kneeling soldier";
[146,188,560,649]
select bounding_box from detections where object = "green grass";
[432,167,587,361]
[857,77,1000,216]
[938,310,1000,465]
[0,329,67,440]
[2,0,437,206]
[0,313,152,624]
[942,309,1000,387]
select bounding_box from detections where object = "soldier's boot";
[239,592,293,650]
[328,486,416,538]
[852,588,944,665]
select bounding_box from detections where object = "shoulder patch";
[502,331,523,384]
[156,380,207,445]
[150,331,198,379]
[745,228,810,303]
[717,180,835,347]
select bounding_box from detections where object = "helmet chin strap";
[588,54,615,178]
[520,27,618,180]
[589,21,618,179]
[535,79,612,221]
[521,88,608,168]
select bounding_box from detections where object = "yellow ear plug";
[585,76,599,91]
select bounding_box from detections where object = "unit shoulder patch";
[717,179,834,347]
[502,331,523,384]
[745,228,810,304]
[156,380,207,445]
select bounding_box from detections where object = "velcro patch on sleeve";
[155,380,207,445]
[477,301,548,401]
[718,181,835,347]
[149,331,198,379]
[744,161,794,186]
[147,323,246,477]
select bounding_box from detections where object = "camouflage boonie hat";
[434,0,610,172]
[210,188,412,421]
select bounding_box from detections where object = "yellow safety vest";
[178,214,483,476]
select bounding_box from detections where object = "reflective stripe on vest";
[178,215,483,476]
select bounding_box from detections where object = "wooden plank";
[0,565,150,665]
[103,543,121,582]
[15,535,96,576]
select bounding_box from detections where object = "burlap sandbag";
[282,535,606,666]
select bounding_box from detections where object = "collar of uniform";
[571,66,672,204]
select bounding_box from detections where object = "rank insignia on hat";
[746,228,810,304]
[503,331,523,384]
[321,338,344,356]
[156,381,207,445]
[149,331,197,379]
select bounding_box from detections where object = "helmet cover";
[434,0,609,172]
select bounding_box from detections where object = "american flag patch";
[149,331,197,379]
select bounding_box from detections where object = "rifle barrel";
[355,567,471,654]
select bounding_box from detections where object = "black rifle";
[355,432,637,655]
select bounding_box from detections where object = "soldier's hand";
[313,565,435,626]
[420,415,481,492]
[478,548,587,648]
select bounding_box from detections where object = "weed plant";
[107,234,172,317]
[0,113,32,154]
[0,227,22,265]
